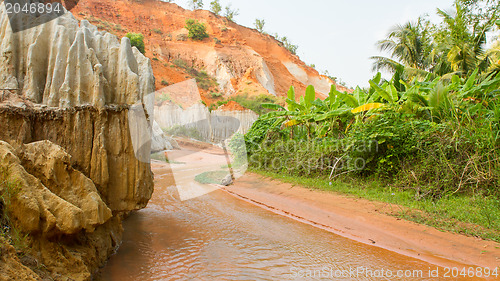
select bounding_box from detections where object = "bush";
[189,0,204,10]
[185,19,209,41]
[254,19,265,33]
[229,93,278,115]
[224,5,239,22]
[210,0,222,15]
[0,168,27,252]
[125,33,145,54]
[172,59,218,91]
[246,109,500,199]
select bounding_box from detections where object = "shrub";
[0,168,27,252]
[254,19,265,33]
[189,0,203,10]
[173,59,188,68]
[216,100,228,107]
[161,80,169,86]
[173,59,218,91]
[210,0,222,15]
[125,33,145,54]
[185,19,209,41]
[229,93,278,115]
[224,5,239,22]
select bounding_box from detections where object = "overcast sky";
[174,0,457,87]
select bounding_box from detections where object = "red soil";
[71,0,349,106]
[222,173,500,273]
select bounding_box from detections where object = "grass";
[227,93,279,115]
[250,168,500,242]
[194,171,229,184]
[0,168,28,252]
[172,59,219,91]
[210,92,222,98]
[84,15,125,35]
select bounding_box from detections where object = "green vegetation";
[274,34,298,55]
[161,80,169,86]
[371,0,499,80]
[224,4,239,22]
[152,28,162,34]
[194,170,229,184]
[84,15,125,34]
[210,92,222,98]
[209,0,222,16]
[244,0,500,241]
[185,19,209,41]
[172,59,218,91]
[254,18,265,33]
[252,169,500,242]
[0,169,28,252]
[195,70,218,90]
[211,93,280,114]
[189,0,203,10]
[126,33,145,54]
[229,93,279,115]
[248,72,500,198]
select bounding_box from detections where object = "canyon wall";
[69,0,353,103]
[0,3,156,280]
[0,2,154,108]
[0,105,153,212]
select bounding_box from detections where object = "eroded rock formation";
[0,3,156,280]
[0,2,154,107]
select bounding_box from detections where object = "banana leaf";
[351,103,385,114]
[261,103,286,111]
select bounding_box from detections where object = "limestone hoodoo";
[0,3,158,280]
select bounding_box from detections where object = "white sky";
[174,0,458,87]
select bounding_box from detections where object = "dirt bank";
[221,173,500,270]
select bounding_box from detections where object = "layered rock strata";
[0,3,157,280]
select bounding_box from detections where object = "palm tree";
[486,40,500,77]
[372,1,499,80]
[434,2,495,77]
[371,18,434,79]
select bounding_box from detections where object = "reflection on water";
[95,148,468,281]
